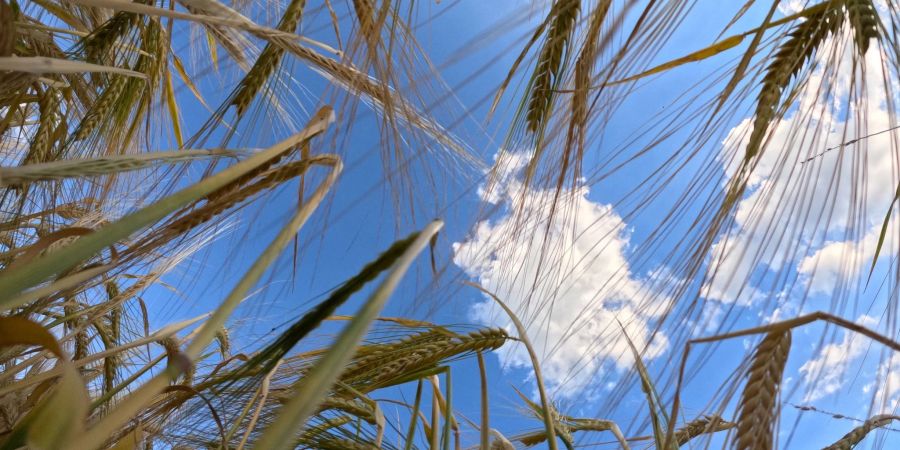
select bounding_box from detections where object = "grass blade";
[253,220,443,449]
[465,282,559,450]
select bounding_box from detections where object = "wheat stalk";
[734,329,791,450]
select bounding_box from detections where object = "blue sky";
[141,0,900,447]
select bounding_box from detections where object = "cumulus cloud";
[453,153,668,397]
[799,315,877,401]
[798,228,881,295]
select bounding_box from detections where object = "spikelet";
[351,0,379,56]
[55,199,95,220]
[314,438,379,450]
[526,0,580,133]
[846,0,879,55]
[73,74,128,141]
[154,158,315,241]
[28,88,62,164]
[215,327,231,358]
[675,414,734,446]
[83,11,139,64]
[734,330,791,450]
[92,320,118,395]
[822,414,899,449]
[105,281,121,344]
[95,281,122,396]
[316,396,377,424]
[745,4,843,162]
[63,296,89,361]
[571,1,610,129]
[299,416,353,443]
[0,0,15,57]
[231,0,307,116]
[346,328,508,390]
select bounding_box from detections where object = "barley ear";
[734,329,791,450]
[745,4,842,163]
[526,0,580,134]
[846,0,879,55]
[822,414,900,449]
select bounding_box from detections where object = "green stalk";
[403,380,424,450]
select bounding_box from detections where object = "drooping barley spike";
[94,320,118,396]
[846,0,879,55]
[0,0,16,57]
[315,396,377,424]
[745,2,843,163]
[527,0,581,134]
[349,328,508,390]
[105,281,121,344]
[734,329,791,450]
[63,296,90,361]
[151,158,316,246]
[675,415,734,446]
[83,11,139,64]
[335,329,453,383]
[231,0,307,116]
[55,199,95,220]
[28,87,62,164]
[73,74,128,141]
[822,414,900,449]
[299,416,353,443]
[313,438,379,450]
[351,0,378,56]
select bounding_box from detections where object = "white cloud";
[778,1,806,15]
[799,315,877,401]
[798,228,880,295]
[864,354,900,413]
[453,152,668,397]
